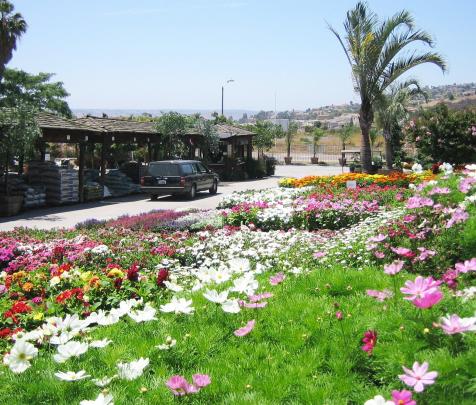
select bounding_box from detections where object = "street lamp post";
[221,79,234,116]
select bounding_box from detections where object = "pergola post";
[147,142,152,163]
[78,142,86,203]
[246,137,252,160]
[100,141,107,191]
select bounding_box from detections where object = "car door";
[196,162,212,189]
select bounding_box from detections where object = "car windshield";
[148,163,180,177]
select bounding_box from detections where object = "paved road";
[0,165,346,231]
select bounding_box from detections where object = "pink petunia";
[269,272,286,286]
[391,389,416,405]
[399,361,438,392]
[234,320,256,337]
[384,260,404,275]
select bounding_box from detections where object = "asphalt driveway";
[0,165,346,231]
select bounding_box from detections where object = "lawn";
[0,166,475,404]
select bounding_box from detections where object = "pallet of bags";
[105,170,141,197]
[23,185,46,209]
[83,182,102,202]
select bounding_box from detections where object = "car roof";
[148,160,201,165]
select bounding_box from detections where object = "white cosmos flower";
[221,299,241,314]
[228,257,251,273]
[364,395,393,405]
[163,281,183,292]
[156,336,177,350]
[3,340,38,373]
[53,341,89,363]
[231,274,258,295]
[160,297,194,314]
[117,357,149,380]
[87,310,120,326]
[411,163,423,174]
[92,375,117,387]
[128,303,157,323]
[209,269,231,284]
[50,332,76,345]
[80,393,114,405]
[13,329,44,343]
[203,289,229,304]
[90,339,112,348]
[55,369,90,381]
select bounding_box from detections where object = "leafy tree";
[196,119,219,162]
[0,1,27,82]
[375,80,427,169]
[249,121,284,159]
[285,121,299,159]
[330,2,446,172]
[0,68,72,117]
[337,122,354,150]
[311,127,325,158]
[155,112,188,159]
[0,104,39,194]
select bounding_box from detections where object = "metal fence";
[254,144,343,163]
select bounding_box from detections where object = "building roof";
[214,124,254,139]
[74,116,157,134]
[36,112,104,133]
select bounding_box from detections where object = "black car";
[140,160,219,200]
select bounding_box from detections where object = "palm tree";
[375,79,427,169]
[0,1,27,82]
[329,2,446,172]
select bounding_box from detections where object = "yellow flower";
[12,271,27,282]
[107,268,124,278]
[50,276,61,286]
[33,312,44,321]
[80,271,92,282]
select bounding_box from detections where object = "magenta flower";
[400,276,440,301]
[270,272,286,286]
[391,247,415,258]
[399,361,438,392]
[335,311,343,320]
[406,196,434,209]
[366,289,393,302]
[361,330,377,355]
[412,290,443,309]
[446,208,469,228]
[234,320,256,337]
[416,247,436,262]
[439,314,476,335]
[166,375,197,396]
[192,374,211,388]
[384,260,404,275]
[391,389,416,405]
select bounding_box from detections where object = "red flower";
[361,330,377,355]
[3,301,32,323]
[127,263,140,282]
[56,288,84,304]
[157,268,169,287]
[114,278,123,289]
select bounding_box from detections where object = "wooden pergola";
[36,113,162,202]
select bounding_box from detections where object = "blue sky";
[8,0,476,112]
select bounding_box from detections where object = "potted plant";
[310,126,324,164]
[284,121,298,165]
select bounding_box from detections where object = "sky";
[8,0,476,113]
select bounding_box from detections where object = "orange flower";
[22,282,34,292]
[88,276,101,288]
[12,271,27,282]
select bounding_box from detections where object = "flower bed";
[0,165,475,404]
[279,171,434,188]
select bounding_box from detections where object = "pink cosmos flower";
[368,234,387,243]
[391,247,415,258]
[240,301,267,309]
[234,320,256,337]
[412,291,443,309]
[455,258,476,274]
[399,361,438,392]
[192,374,211,388]
[361,330,377,355]
[406,196,434,209]
[446,208,469,228]
[384,260,404,275]
[335,311,343,320]
[270,272,286,285]
[427,187,450,196]
[367,289,393,302]
[166,375,197,396]
[391,389,416,405]
[439,314,476,335]
[403,215,416,223]
[416,247,436,262]
[248,292,273,302]
[313,251,327,259]
[400,276,440,301]
[374,251,385,259]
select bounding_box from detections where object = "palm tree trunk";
[359,104,373,173]
[384,130,393,170]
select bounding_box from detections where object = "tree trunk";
[359,104,373,173]
[286,137,291,159]
[384,129,393,170]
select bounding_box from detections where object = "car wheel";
[188,184,196,200]
[209,180,218,194]
[150,194,158,201]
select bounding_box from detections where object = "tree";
[0,68,72,117]
[155,112,188,159]
[249,121,284,159]
[375,80,427,169]
[337,122,354,150]
[285,121,299,160]
[0,1,27,82]
[311,127,325,158]
[329,2,446,172]
[196,119,219,162]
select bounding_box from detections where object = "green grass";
[2,263,475,404]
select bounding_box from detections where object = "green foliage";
[197,119,219,162]
[337,122,354,149]
[405,103,476,164]
[245,158,266,179]
[285,121,299,158]
[249,121,284,155]
[154,112,188,159]
[0,68,71,117]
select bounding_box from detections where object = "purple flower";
[0,284,8,295]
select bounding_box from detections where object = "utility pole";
[221,79,234,116]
